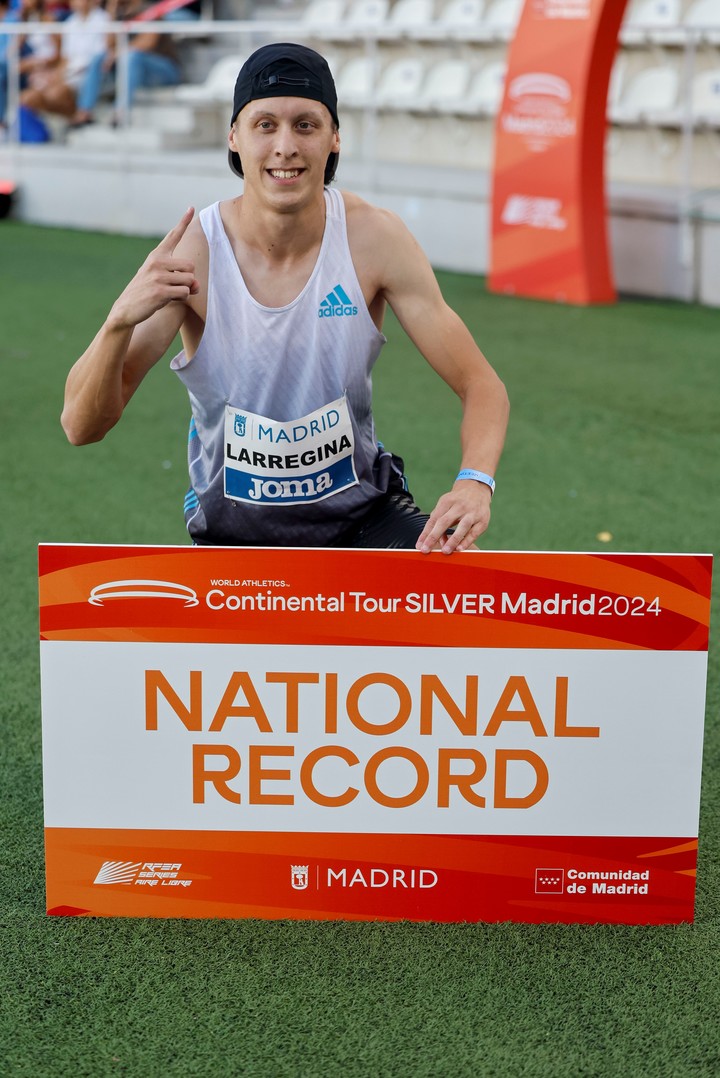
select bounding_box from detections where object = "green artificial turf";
[1,219,719,1077]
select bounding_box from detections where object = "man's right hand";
[62,208,201,446]
[107,207,199,330]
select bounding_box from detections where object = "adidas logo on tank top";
[318,283,358,318]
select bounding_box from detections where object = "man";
[62,43,509,554]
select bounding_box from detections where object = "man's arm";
[369,206,510,554]
[61,208,198,445]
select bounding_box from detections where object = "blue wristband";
[456,469,495,496]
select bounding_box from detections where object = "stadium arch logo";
[508,72,572,102]
[88,580,199,607]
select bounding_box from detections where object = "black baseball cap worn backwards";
[229,42,340,185]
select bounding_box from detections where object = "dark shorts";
[332,485,429,549]
[191,454,429,550]
[326,451,428,549]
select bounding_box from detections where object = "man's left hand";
[416,480,493,555]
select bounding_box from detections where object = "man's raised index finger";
[158,207,195,253]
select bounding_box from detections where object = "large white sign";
[39,546,711,924]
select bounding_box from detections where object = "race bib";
[224,396,359,506]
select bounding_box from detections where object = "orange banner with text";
[489,0,629,304]
[39,546,711,923]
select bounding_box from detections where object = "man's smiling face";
[229,97,340,207]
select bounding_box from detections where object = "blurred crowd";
[0,0,202,138]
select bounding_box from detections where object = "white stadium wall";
[1,1,719,305]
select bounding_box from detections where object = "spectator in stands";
[17,0,60,74]
[0,0,21,129]
[69,0,181,128]
[10,0,58,100]
[1,0,58,131]
[62,43,509,553]
[19,0,108,120]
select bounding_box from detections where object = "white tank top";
[171,187,389,546]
